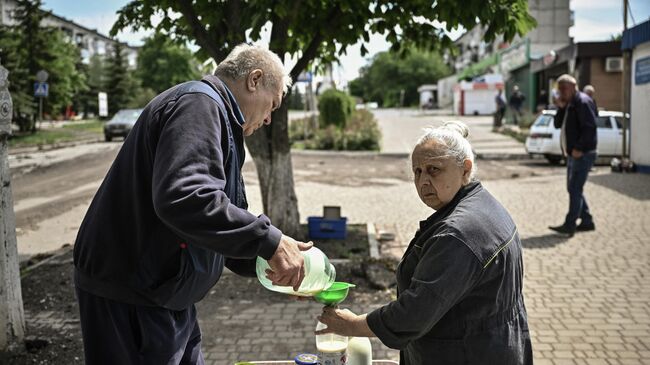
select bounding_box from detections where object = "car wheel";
[105,134,112,142]
[544,154,562,165]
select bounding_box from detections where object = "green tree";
[105,42,135,116]
[136,32,200,94]
[351,49,450,107]
[112,0,536,236]
[45,30,87,116]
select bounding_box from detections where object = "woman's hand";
[316,306,375,337]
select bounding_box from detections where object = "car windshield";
[110,110,142,123]
[533,114,554,127]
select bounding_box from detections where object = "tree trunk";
[245,97,301,238]
[0,64,25,351]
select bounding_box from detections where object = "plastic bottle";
[256,246,336,296]
[347,337,372,365]
[315,321,348,365]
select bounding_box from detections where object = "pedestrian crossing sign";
[34,82,49,97]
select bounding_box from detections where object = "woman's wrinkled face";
[412,140,471,210]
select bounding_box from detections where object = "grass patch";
[500,127,529,144]
[9,120,104,148]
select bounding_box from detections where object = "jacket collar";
[201,75,246,126]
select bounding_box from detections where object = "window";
[614,117,624,129]
[533,115,554,127]
[595,116,612,129]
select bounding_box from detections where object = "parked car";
[103,108,144,141]
[525,109,630,164]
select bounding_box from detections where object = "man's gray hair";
[557,74,577,85]
[414,121,477,180]
[583,84,595,94]
[215,44,292,94]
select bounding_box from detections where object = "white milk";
[347,337,372,365]
[317,340,348,365]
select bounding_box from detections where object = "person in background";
[549,74,598,237]
[582,84,598,112]
[494,89,506,130]
[508,85,526,126]
[537,89,549,112]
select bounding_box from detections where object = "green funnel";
[314,282,356,306]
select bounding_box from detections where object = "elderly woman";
[317,121,533,364]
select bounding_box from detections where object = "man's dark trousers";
[564,151,597,229]
[76,287,204,365]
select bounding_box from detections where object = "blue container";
[307,217,347,239]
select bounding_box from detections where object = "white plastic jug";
[256,246,336,296]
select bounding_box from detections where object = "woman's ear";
[462,159,473,184]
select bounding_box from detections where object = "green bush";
[318,89,354,129]
[301,109,381,151]
[289,116,316,143]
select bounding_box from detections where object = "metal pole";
[0,62,25,351]
[621,0,630,159]
[38,96,43,129]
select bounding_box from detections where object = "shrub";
[300,109,381,151]
[318,89,354,129]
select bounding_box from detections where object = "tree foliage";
[111,0,537,235]
[0,0,87,129]
[136,32,200,94]
[350,49,450,107]
[105,42,136,116]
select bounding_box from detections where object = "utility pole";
[621,0,631,159]
[0,61,26,351]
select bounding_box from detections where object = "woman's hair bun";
[441,120,470,139]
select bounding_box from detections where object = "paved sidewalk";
[237,164,650,364]
[374,108,528,158]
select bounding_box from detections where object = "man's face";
[241,71,283,136]
[558,81,576,103]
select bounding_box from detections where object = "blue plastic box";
[307,217,347,239]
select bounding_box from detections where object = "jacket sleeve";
[574,98,597,152]
[151,93,281,260]
[366,234,482,350]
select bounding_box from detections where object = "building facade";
[0,0,138,67]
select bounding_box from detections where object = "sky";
[42,0,650,83]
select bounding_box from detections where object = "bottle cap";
[294,353,319,365]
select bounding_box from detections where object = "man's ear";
[246,69,263,92]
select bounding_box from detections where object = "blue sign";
[297,71,312,83]
[635,56,650,85]
[34,82,49,97]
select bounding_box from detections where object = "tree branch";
[177,0,224,61]
[289,6,340,81]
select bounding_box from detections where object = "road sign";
[98,92,108,117]
[33,82,48,97]
[36,70,49,83]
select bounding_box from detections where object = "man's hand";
[571,149,584,159]
[266,235,313,291]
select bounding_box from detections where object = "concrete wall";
[589,57,623,111]
[527,0,572,58]
[630,42,650,169]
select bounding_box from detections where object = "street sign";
[36,70,49,83]
[297,71,312,83]
[33,82,48,97]
[98,92,108,117]
[635,56,650,85]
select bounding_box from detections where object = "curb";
[20,244,73,277]
[9,137,104,156]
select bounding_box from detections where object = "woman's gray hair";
[414,121,477,180]
[215,44,292,94]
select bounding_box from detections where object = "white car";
[525,109,630,164]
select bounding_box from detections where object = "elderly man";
[549,74,598,237]
[73,44,311,364]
